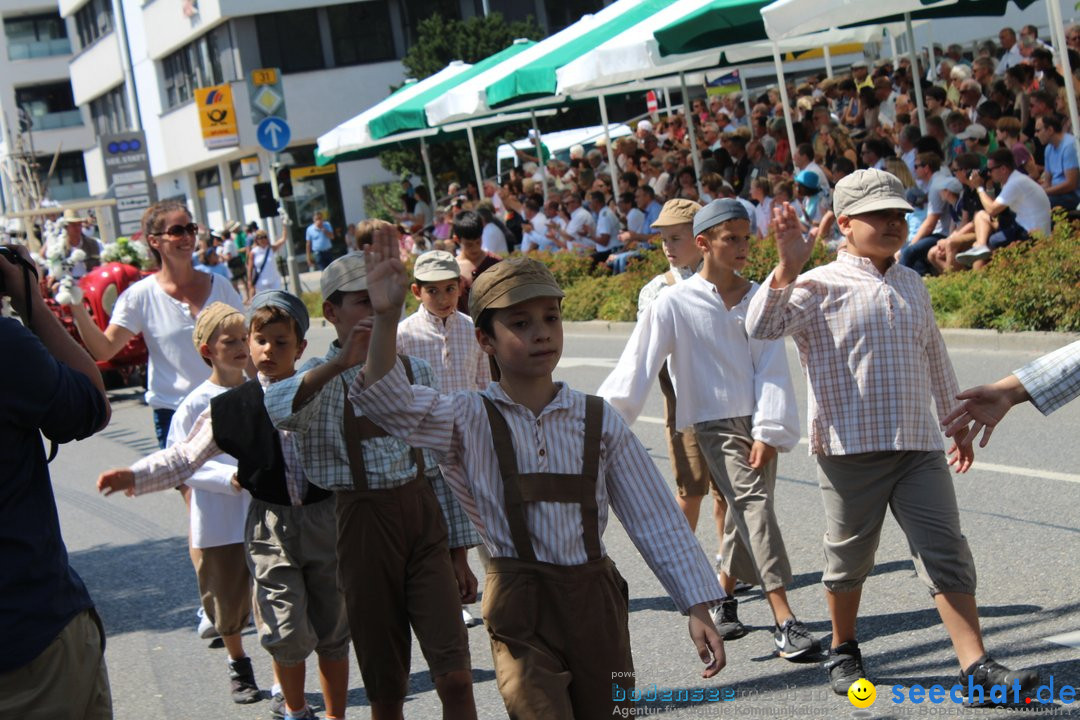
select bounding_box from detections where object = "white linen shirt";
[598,274,800,450]
[167,380,250,548]
[351,366,724,613]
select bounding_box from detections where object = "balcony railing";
[27,109,84,130]
[7,37,72,60]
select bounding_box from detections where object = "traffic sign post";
[257,117,291,153]
[248,67,301,296]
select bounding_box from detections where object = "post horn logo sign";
[194,84,239,149]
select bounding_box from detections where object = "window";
[40,151,89,201]
[544,0,602,33]
[161,25,237,110]
[89,85,131,136]
[399,0,460,47]
[16,81,82,130]
[196,167,221,189]
[328,3,395,66]
[256,3,398,75]
[256,9,324,74]
[4,12,70,59]
[74,0,113,50]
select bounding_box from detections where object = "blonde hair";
[355,219,394,248]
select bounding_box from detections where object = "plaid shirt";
[1014,340,1080,416]
[746,252,961,456]
[397,306,490,393]
[264,343,479,548]
[133,375,307,505]
[351,362,724,613]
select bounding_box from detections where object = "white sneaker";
[462,608,483,628]
[955,245,992,267]
[197,607,220,640]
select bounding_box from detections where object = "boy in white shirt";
[599,199,815,659]
[171,302,258,704]
[351,241,727,719]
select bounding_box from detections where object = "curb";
[562,321,1077,353]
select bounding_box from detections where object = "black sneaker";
[228,657,260,704]
[959,655,1039,705]
[824,641,865,695]
[710,598,749,640]
[774,618,816,659]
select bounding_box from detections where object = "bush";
[926,214,1080,331]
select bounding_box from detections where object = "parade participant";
[599,199,814,656]
[746,169,1039,698]
[97,292,350,720]
[349,235,727,718]
[263,254,479,720]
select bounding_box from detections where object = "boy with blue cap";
[600,198,816,659]
[97,291,350,720]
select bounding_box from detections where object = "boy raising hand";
[353,224,727,719]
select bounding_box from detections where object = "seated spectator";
[996,116,1036,177]
[1034,114,1080,210]
[955,149,1052,268]
[519,198,556,253]
[749,178,773,239]
[901,176,964,275]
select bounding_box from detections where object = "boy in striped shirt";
[397,249,490,628]
[350,235,727,719]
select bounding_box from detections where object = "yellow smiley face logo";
[848,678,876,708]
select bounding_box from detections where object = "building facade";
[0,0,94,213]
[58,0,606,248]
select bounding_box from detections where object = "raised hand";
[363,225,407,315]
[332,317,374,371]
[771,203,814,284]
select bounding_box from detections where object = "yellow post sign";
[194,84,239,150]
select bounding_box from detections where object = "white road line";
[557,357,618,369]
[630,420,1080,484]
[1045,631,1080,649]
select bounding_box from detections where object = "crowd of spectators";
[416,23,1078,278]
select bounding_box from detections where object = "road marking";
[630,420,1080,484]
[558,357,618,369]
[1045,631,1080,649]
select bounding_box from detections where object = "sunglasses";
[152,223,199,237]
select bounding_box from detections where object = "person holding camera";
[0,243,113,719]
[955,149,1052,268]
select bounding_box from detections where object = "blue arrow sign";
[257,116,291,153]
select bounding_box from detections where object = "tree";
[378,12,544,198]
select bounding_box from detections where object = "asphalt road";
[50,323,1080,720]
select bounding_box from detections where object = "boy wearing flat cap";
[264,253,479,720]
[747,169,1039,698]
[98,291,350,720]
[349,237,727,719]
[600,199,815,659]
[398,250,490,628]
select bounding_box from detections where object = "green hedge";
[303,222,1080,331]
[926,213,1080,332]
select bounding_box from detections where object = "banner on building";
[195,84,239,149]
[705,70,741,97]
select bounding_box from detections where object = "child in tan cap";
[350,236,728,719]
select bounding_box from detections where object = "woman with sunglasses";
[69,200,245,448]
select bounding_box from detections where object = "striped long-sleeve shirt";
[1014,340,1080,416]
[746,252,961,456]
[264,344,479,549]
[350,361,724,614]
